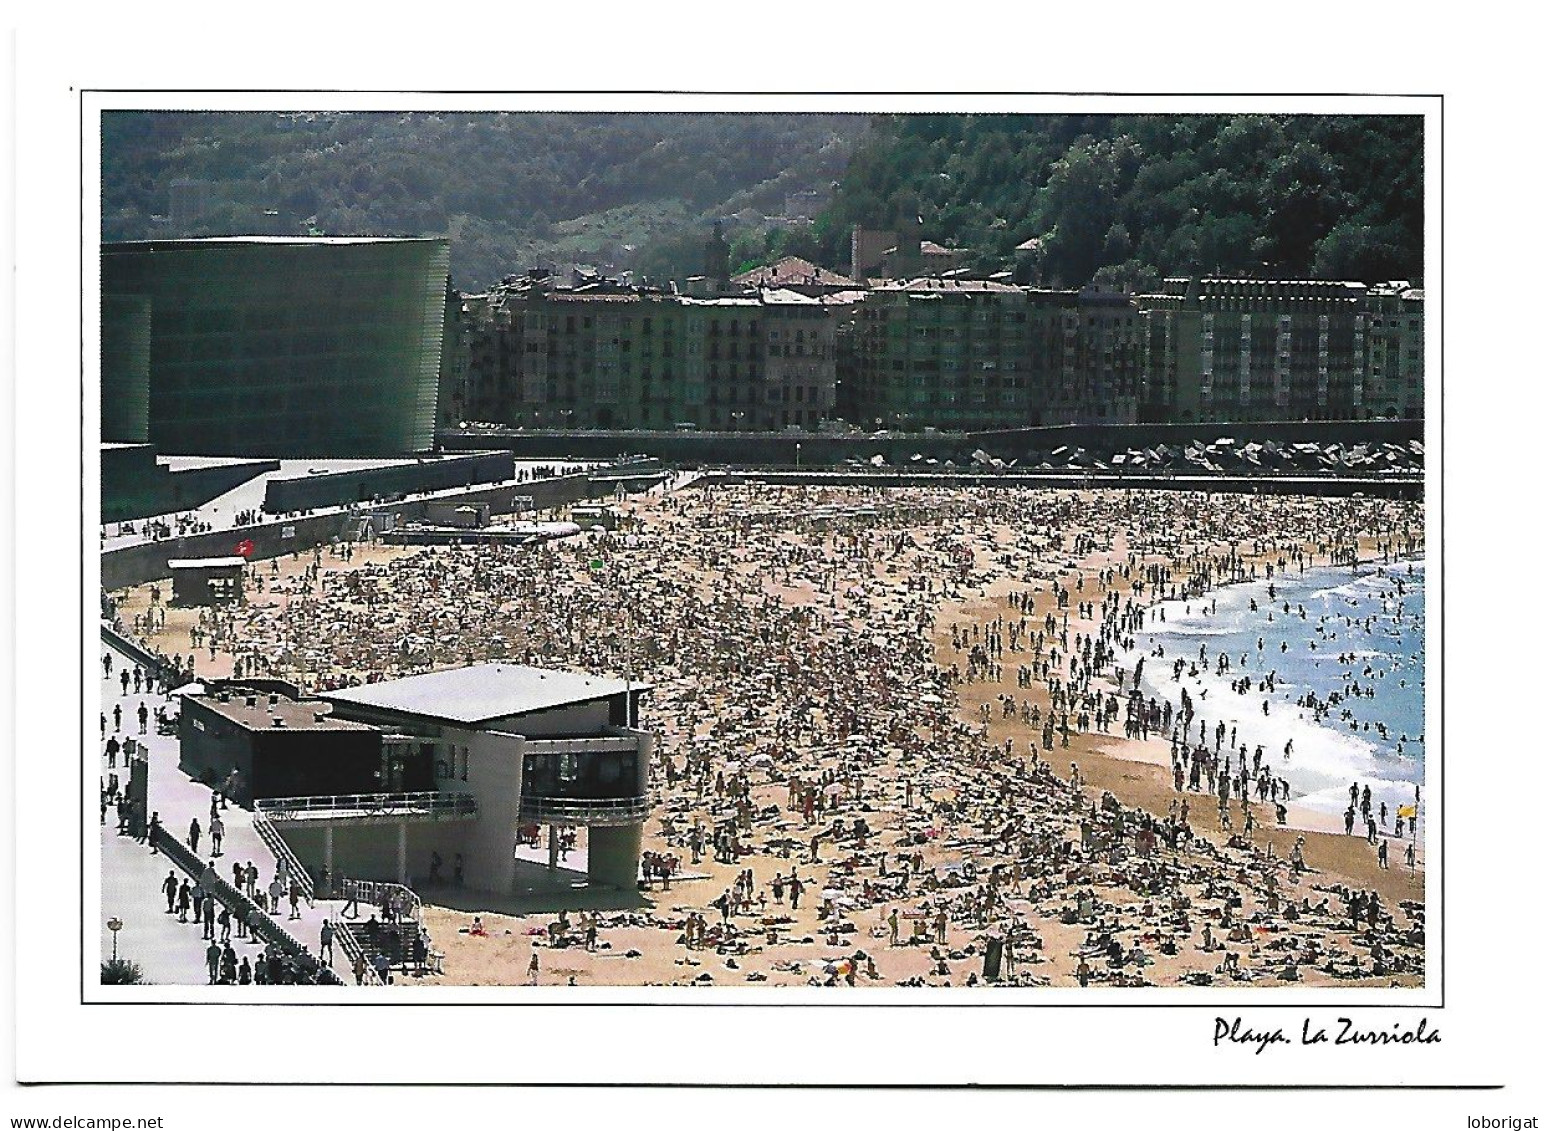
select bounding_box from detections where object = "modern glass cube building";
[101,237,451,456]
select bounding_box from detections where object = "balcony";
[255,791,478,826]
[519,794,650,826]
[523,736,640,756]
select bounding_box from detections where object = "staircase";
[333,919,382,985]
[252,807,315,907]
[334,878,439,981]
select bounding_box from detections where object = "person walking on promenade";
[103,653,112,679]
[177,880,191,922]
[210,814,224,857]
[120,669,130,696]
[269,876,285,915]
[188,817,201,855]
[319,920,335,965]
[288,879,302,921]
[162,870,178,913]
[218,906,232,942]
[353,951,367,986]
[1378,840,1389,869]
[113,704,122,732]
[527,949,540,986]
[105,735,119,768]
[205,941,221,984]
[137,701,148,735]
[202,896,216,940]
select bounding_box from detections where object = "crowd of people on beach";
[110,483,1426,988]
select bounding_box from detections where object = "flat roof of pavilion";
[319,663,651,726]
[193,692,376,735]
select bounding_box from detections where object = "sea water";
[1129,560,1426,839]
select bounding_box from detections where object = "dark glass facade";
[521,750,641,802]
[101,294,151,442]
[101,237,451,456]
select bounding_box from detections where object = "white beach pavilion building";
[263,663,653,895]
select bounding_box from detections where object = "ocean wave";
[1129,561,1426,812]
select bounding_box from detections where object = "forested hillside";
[798,113,1423,288]
[102,111,1423,293]
[101,111,866,290]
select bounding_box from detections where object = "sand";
[105,483,1427,990]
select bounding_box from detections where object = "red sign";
[235,539,256,558]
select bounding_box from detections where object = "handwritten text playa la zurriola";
[1213,1016,1441,1054]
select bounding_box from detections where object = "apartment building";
[452,272,1422,433]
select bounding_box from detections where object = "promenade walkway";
[98,637,355,985]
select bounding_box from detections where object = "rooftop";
[731,256,857,289]
[875,278,1025,294]
[167,556,247,570]
[883,240,959,257]
[192,691,376,735]
[320,663,650,726]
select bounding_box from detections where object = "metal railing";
[332,918,383,985]
[255,791,477,822]
[523,736,640,755]
[251,807,315,907]
[100,623,184,687]
[518,794,649,825]
[338,878,422,926]
[150,824,341,984]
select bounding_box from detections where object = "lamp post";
[107,917,123,962]
[795,442,802,470]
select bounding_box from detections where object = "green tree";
[101,958,144,984]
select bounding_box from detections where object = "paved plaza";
[97,639,354,985]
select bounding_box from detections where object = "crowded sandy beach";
[105,482,1427,989]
